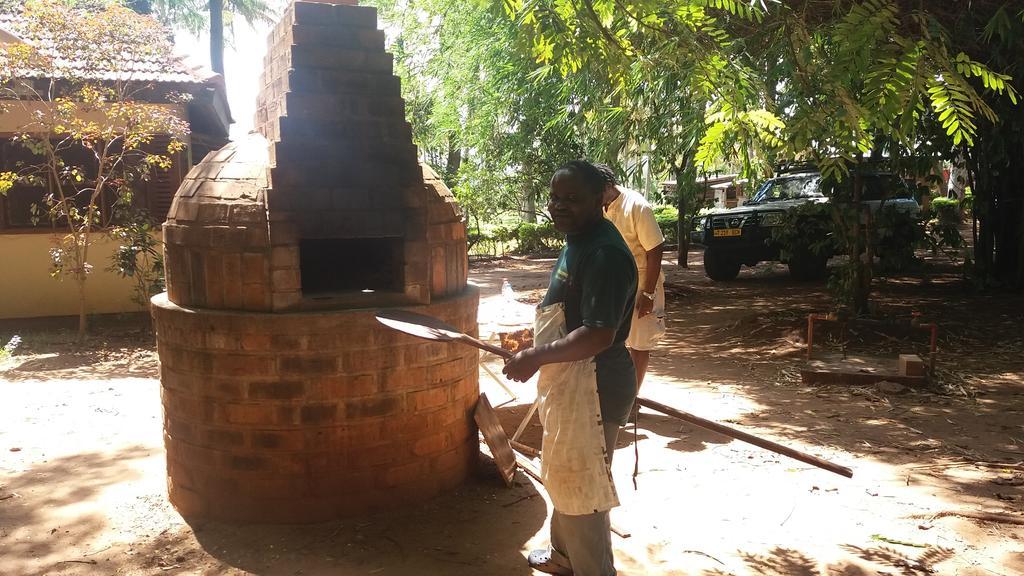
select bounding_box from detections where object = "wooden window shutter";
[146,135,185,222]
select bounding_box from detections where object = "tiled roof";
[0,11,217,86]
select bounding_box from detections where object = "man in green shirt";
[504,160,638,576]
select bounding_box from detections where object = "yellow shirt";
[603,186,665,271]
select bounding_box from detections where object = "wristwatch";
[641,291,655,301]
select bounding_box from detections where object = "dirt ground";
[2,250,1023,576]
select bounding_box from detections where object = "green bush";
[513,221,563,254]
[874,205,925,272]
[924,196,965,259]
[652,205,678,244]
[770,202,836,263]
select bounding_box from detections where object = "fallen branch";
[501,493,538,508]
[56,560,98,565]
[679,549,726,566]
[908,510,1024,526]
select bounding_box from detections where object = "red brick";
[248,380,305,400]
[381,411,433,440]
[213,354,276,377]
[196,470,243,496]
[270,333,308,350]
[165,416,197,444]
[383,460,428,488]
[162,387,212,424]
[412,430,450,456]
[165,436,220,469]
[203,253,225,308]
[345,442,409,467]
[429,403,465,430]
[300,403,340,424]
[279,355,337,375]
[200,378,246,400]
[270,245,299,269]
[433,443,475,475]
[344,395,402,418]
[272,268,301,292]
[343,349,389,373]
[423,356,464,383]
[242,253,267,284]
[246,226,270,247]
[167,482,205,518]
[240,332,272,351]
[410,387,448,412]
[202,427,247,450]
[227,454,269,472]
[243,282,271,311]
[306,374,378,399]
[241,474,310,499]
[223,403,276,425]
[160,367,196,395]
[276,406,299,426]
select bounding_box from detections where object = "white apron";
[535,302,619,516]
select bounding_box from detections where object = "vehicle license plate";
[713,229,742,237]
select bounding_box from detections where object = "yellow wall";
[0,233,145,319]
[0,101,188,135]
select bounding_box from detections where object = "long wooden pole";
[636,397,853,478]
[378,315,853,478]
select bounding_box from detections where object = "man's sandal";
[528,549,573,576]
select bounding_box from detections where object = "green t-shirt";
[541,218,639,426]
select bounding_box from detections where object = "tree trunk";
[993,138,1024,288]
[77,275,88,343]
[967,147,994,282]
[210,0,225,76]
[524,187,537,224]
[444,141,462,187]
[675,157,697,268]
[522,158,537,224]
[851,169,871,315]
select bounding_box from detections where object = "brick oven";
[150,0,479,523]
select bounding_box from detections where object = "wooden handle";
[637,397,853,478]
[457,334,514,359]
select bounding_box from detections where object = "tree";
[148,0,274,78]
[368,0,593,227]
[0,0,189,340]
[505,0,1020,310]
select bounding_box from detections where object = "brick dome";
[163,133,275,311]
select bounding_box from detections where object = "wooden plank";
[802,353,927,387]
[474,392,517,488]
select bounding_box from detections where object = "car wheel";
[788,251,828,281]
[704,247,741,281]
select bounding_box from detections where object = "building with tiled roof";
[0,4,232,320]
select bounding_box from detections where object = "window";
[0,136,185,231]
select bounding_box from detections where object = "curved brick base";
[151,286,480,523]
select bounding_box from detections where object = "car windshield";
[749,175,822,204]
[822,174,915,201]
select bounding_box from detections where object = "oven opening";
[300,238,404,295]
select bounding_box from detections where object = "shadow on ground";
[698,544,961,576]
[0,447,153,576]
[1,447,547,576]
[0,316,158,382]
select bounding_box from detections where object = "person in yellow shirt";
[595,164,666,390]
